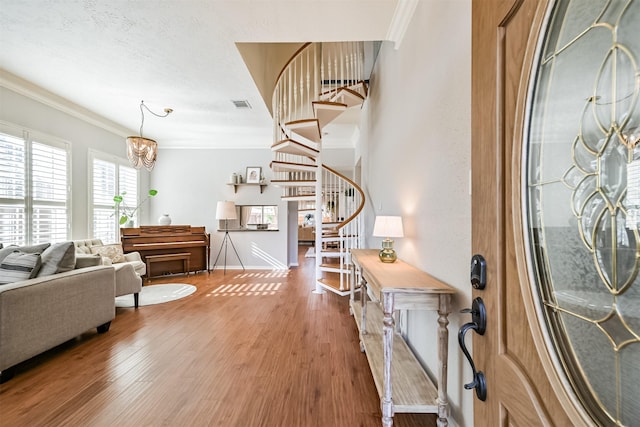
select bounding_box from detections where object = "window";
[90,151,138,244]
[218,205,279,231]
[0,124,70,245]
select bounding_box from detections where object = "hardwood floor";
[0,247,436,427]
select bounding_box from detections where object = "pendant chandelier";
[126,100,173,171]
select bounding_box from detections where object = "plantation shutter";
[91,156,139,244]
[0,132,26,245]
[92,158,117,243]
[119,165,138,214]
[31,141,69,244]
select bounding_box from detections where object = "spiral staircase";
[270,42,367,295]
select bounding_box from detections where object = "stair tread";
[270,179,317,187]
[331,87,365,108]
[320,262,351,270]
[282,195,316,201]
[319,81,368,100]
[271,138,319,157]
[317,276,350,295]
[284,119,321,143]
[313,100,348,107]
[270,161,317,173]
[313,101,348,129]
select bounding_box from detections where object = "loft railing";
[272,42,366,142]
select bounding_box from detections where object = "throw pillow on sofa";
[0,251,42,284]
[0,243,50,265]
[90,244,125,263]
[37,241,76,277]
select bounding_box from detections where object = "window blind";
[90,156,138,244]
[92,158,117,244]
[0,129,69,245]
[32,141,68,243]
[0,132,26,245]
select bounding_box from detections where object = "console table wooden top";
[351,249,455,296]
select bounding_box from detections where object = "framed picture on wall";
[246,166,261,184]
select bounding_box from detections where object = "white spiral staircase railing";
[270,42,367,295]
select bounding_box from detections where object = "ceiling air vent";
[231,100,251,109]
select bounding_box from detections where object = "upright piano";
[121,225,210,276]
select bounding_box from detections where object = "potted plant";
[113,189,157,226]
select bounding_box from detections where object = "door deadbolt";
[470,254,487,290]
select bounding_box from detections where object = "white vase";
[158,214,172,225]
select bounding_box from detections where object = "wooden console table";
[350,249,455,427]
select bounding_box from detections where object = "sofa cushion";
[0,243,50,265]
[75,254,102,269]
[74,239,103,255]
[90,243,125,263]
[0,251,43,284]
[37,241,76,277]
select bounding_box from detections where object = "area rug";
[305,247,315,257]
[115,284,196,308]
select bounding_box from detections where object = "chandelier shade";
[126,136,158,171]
[126,100,172,171]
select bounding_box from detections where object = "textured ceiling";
[0,1,406,149]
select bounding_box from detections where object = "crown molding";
[386,0,419,50]
[0,69,131,137]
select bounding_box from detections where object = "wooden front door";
[470,0,640,424]
[471,1,574,423]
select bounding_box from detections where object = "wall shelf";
[226,182,268,194]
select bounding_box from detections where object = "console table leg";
[437,294,451,427]
[360,277,368,335]
[382,292,395,427]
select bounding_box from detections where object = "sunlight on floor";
[232,271,289,279]
[207,282,283,297]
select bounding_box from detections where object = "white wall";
[357,1,473,425]
[0,85,151,240]
[150,148,288,269]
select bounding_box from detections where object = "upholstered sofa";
[73,239,144,308]
[0,242,116,383]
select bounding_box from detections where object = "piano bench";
[145,253,191,282]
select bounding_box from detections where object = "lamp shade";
[373,216,404,238]
[216,201,237,220]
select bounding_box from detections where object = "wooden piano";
[121,225,210,278]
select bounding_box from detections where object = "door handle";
[458,297,487,401]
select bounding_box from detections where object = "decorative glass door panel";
[525,1,639,425]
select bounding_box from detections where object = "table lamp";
[373,216,404,263]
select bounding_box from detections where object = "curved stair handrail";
[321,164,365,231]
